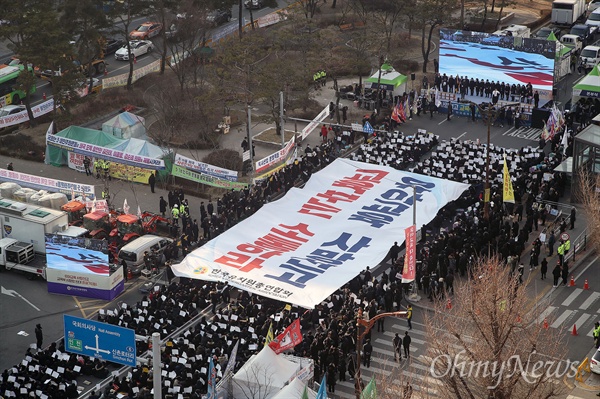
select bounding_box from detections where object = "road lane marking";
[536,306,556,324]
[550,309,573,328]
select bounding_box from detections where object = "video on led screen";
[439,29,556,100]
[45,234,111,275]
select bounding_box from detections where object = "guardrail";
[565,227,588,263]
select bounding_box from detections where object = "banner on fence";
[0,168,95,197]
[255,136,296,173]
[172,164,248,190]
[301,105,329,140]
[102,59,161,89]
[0,99,55,129]
[174,153,238,181]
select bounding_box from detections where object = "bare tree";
[577,169,600,254]
[414,0,459,73]
[232,360,275,399]
[425,258,569,399]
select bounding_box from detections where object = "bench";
[339,23,353,31]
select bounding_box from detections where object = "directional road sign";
[63,314,136,367]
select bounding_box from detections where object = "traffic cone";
[571,324,578,336]
[446,299,452,310]
[543,318,549,329]
[134,56,137,64]
[127,270,133,281]
[570,275,575,287]
[584,279,589,290]
[104,68,108,76]
[42,92,46,100]
[516,315,522,323]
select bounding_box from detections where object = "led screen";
[45,234,110,275]
[439,29,556,101]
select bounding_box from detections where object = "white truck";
[552,0,587,26]
[579,41,600,69]
[0,237,46,279]
[0,198,84,254]
[493,24,531,38]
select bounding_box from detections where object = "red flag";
[398,102,407,122]
[402,225,417,283]
[268,319,303,354]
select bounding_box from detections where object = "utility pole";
[280,91,285,148]
[246,104,254,173]
[152,332,162,399]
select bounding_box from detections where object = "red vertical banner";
[402,225,417,283]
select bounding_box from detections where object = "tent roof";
[272,377,317,399]
[573,65,600,93]
[55,126,167,159]
[233,346,299,390]
[548,31,558,41]
[366,65,407,87]
[103,111,145,128]
[111,138,166,158]
[55,126,123,147]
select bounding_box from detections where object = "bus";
[0,64,36,107]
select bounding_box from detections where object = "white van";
[561,34,584,52]
[585,8,600,28]
[579,44,600,68]
[118,234,173,274]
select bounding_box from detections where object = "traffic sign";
[561,232,570,241]
[63,314,136,367]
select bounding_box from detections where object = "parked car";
[129,22,162,40]
[207,9,232,25]
[114,40,154,61]
[103,38,125,55]
[570,24,594,45]
[533,26,562,39]
[244,0,264,9]
[591,348,600,374]
[589,0,600,12]
[0,105,26,117]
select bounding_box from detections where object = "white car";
[0,105,26,117]
[114,40,154,61]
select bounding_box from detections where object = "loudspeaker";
[411,73,416,81]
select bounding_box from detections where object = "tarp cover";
[172,158,469,308]
[232,346,300,399]
[102,111,146,139]
[111,138,165,159]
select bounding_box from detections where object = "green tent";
[46,126,124,167]
[573,65,600,98]
[366,62,407,94]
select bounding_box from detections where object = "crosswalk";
[502,126,543,142]
[328,291,599,399]
[332,319,442,399]
[538,288,600,337]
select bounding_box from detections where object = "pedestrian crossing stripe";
[579,292,600,310]
[551,309,574,328]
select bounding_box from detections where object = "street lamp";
[354,308,408,398]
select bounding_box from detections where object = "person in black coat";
[159,196,167,217]
[540,258,548,280]
[148,172,156,193]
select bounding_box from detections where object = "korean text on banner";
[172,164,248,190]
[301,105,330,140]
[402,225,417,283]
[255,136,296,173]
[0,99,54,129]
[171,159,469,308]
[45,134,165,170]
[174,153,238,181]
[0,168,95,197]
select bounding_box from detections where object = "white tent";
[102,111,146,139]
[271,377,317,399]
[232,346,301,399]
[110,137,168,159]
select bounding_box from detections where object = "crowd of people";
[0,110,579,399]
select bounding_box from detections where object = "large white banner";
[172,159,469,308]
[174,153,238,181]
